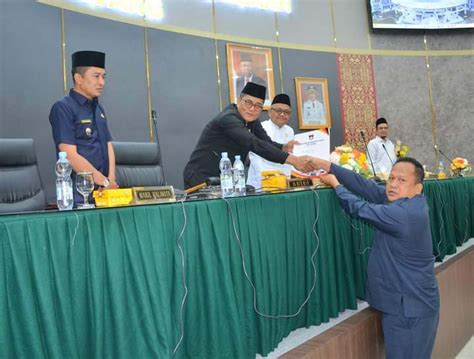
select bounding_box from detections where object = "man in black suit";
[183,82,317,188]
[235,53,267,100]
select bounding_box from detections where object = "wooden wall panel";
[282,247,473,359]
[433,249,474,359]
[280,309,384,359]
[455,253,474,350]
[433,266,457,358]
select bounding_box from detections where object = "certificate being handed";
[292,130,330,178]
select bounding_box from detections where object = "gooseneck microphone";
[433,144,459,176]
[151,109,168,185]
[382,143,395,165]
[360,130,380,181]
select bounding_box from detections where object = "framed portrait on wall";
[295,77,331,130]
[226,43,275,109]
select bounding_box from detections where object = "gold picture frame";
[295,77,331,129]
[226,43,275,109]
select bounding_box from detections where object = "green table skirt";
[1,177,472,358]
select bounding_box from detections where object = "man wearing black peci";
[49,50,118,204]
[235,53,267,99]
[367,117,396,175]
[183,82,318,188]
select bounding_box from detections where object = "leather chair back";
[112,141,166,188]
[0,139,47,213]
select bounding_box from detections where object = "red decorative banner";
[336,54,378,151]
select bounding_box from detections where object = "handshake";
[282,140,331,174]
[285,155,341,188]
[285,154,330,174]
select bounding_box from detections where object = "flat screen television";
[367,0,474,30]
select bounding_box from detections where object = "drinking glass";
[76,171,95,209]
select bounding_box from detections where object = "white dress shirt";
[303,99,325,125]
[367,136,396,174]
[247,120,294,189]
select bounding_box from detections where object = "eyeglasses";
[271,108,291,117]
[241,98,264,111]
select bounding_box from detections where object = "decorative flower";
[395,139,409,158]
[330,144,372,178]
[340,153,351,164]
[450,157,469,170]
[450,157,471,177]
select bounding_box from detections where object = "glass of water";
[76,171,95,209]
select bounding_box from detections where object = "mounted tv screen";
[368,0,474,29]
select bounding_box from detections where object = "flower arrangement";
[330,145,372,178]
[395,140,409,158]
[450,157,471,177]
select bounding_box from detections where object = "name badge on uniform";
[80,119,92,124]
[85,128,92,136]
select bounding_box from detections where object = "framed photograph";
[226,43,275,108]
[295,77,331,129]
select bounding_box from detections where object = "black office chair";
[0,138,47,213]
[112,141,166,188]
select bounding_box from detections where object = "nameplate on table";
[132,186,176,205]
[287,178,313,188]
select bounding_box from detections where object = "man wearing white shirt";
[367,117,396,175]
[303,86,326,125]
[247,94,295,188]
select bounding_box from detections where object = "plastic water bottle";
[233,155,246,196]
[55,152,74,210]
[219,152,234,198]
[437,161,447,180]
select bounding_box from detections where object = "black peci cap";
[241,82,266,101]
[72,51,105,69]
[271,94,291,107]
[240,53,252,62]
[376,117,388,127]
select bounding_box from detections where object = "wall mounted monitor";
[368,0,474,29]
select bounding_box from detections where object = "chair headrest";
[112,141,160,165]
[0,139,37,166]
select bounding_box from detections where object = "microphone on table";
[433,144,460,176]
[151,109,167,185]
[185,182,207,194]
[382,143,395,165]
[360,130,381,181]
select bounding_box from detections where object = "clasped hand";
[319,173,340,188]
[290,155,319,173]
[286,156,341,188]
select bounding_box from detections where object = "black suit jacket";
[183,104,288,188]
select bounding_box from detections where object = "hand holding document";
[292,130,330,177]
[293,130,330,159]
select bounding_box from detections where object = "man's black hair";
[394,157,424,184]
[376,117,388,128]
[71,66,88,84]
